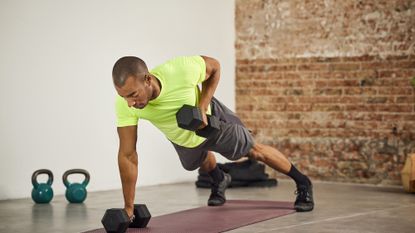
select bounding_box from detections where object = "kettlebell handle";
[63,169,90,188]
[32,169,54,189]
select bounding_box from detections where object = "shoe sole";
[208,201,226,206]
[295,206,314,212]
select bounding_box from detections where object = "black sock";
[286,164,311,187]
[208,166,224,184]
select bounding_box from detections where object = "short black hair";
[112,56,148,87]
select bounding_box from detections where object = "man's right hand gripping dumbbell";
[101,204,151,233]
[176,104,220,138]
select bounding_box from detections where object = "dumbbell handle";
[188,105,214,129]
[196,114,220,138]
[176,105,210,131]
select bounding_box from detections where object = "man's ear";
[144,74,151,86]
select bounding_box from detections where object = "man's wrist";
[198,100,210,112]
[124,205,134,218]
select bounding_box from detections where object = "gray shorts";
[171,97,255,171]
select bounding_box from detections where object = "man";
[112,55,314,219]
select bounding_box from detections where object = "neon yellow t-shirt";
[115,56,211,148]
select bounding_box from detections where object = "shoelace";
[211,180,227,195]
[211,183,225,193]
[294,187,310,201]
[210,189,225,200]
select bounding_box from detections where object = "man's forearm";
[199,69,220,112]
[118,151,138,213]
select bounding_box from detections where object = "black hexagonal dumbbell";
[176,104,220,138]
[129,204,151,228]
[101,204,151,233]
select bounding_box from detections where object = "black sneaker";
[294,184,314,212]
[208,173,232,206]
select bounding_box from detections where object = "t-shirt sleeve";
[192,56,207,85]
[115,95,139,127]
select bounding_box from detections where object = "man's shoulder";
[166,55,202,64]
[151,56,203,71]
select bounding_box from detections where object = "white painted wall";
[0,0,235,200]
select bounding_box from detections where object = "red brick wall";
[235,0,415,184]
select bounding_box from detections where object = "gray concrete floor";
[0,179,414,233]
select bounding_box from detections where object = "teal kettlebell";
[31,169,54,204]
[63,169,90,203]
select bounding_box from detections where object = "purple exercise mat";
[84,200,295,233]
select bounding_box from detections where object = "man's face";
[115,75,151,109]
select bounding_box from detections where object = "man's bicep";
[117,126,138,156]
